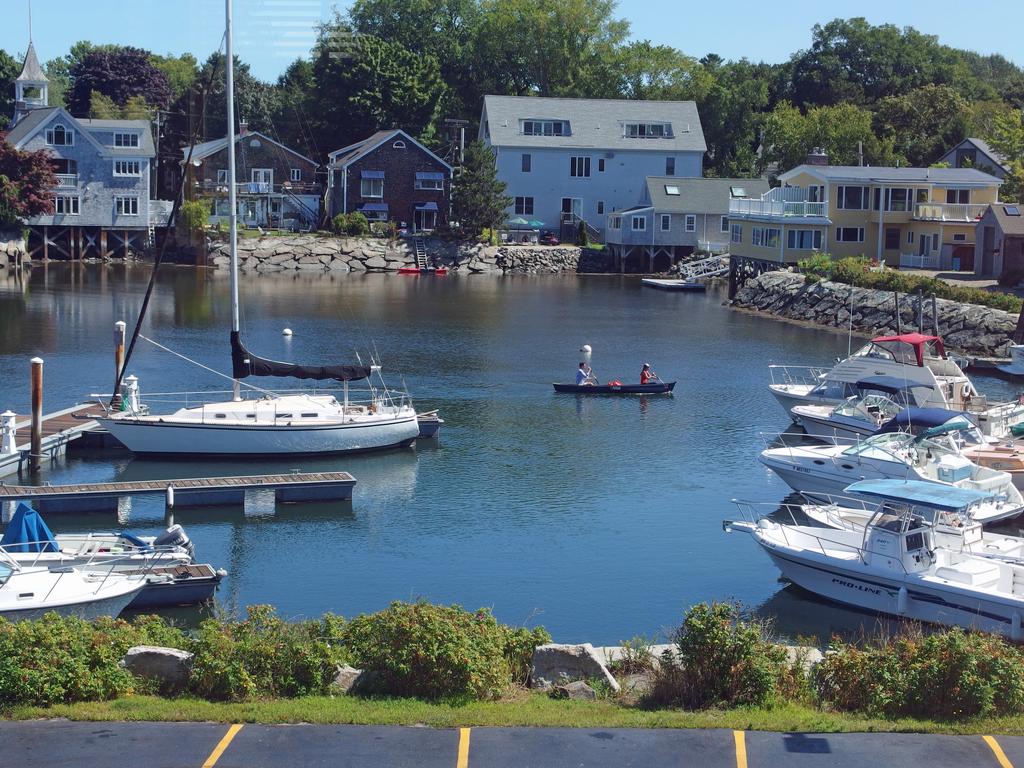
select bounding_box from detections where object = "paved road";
[0,721,1021,767]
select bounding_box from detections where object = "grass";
[8,694,1024,735]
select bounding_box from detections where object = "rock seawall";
[207,235,586,274]
[731,271,1018,357]
[0,230,27,269]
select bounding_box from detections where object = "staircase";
[413,238,428,269]
[280,187,318,231]
[678,255,729,281]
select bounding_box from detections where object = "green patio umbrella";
[526,218,546,229]
[507,216,530,227]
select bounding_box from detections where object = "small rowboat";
[398,267,448,275]
[552,381,676,395]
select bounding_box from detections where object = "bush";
[816,628,1024,720]
[341,601,526,701]
[650,602,804,709]
[188,605,346,702]
[331,212,371,237]
[501,624,552,686]
[796,252,834,281]
[178,199,209,238]
[0,613,188,707]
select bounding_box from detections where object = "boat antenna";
[226,0,241,401]
[110,33,226,408]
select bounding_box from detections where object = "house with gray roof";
[479,96,706,241]
[606,177,768,272]
[5,42,168,259]
[976,203,1024,279]
[939,138,1011,180]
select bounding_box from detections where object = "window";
[729,186,747,198]
[609,215,621,230]
[835,227,864,243]
[946,189,970,204]
[216,169,228,184]
[660,214,671,231]
[113,132,139,147]
[953,233,966,241]
[570,156,591,178]
[415,172,444,190]
[764,228,781,248]
[360,178,383,198]
[45,124,73,146]
[521,119,569,136]
[665,157,675,176]
[115,197,139,216]
[932,233,939,250]
[113,160,140,176]
[787,229,820,250]
[731,224,742,244]
[664,185,680,196]
[907,230,915,244]
[514,197,534,216]
[885,228,901,250]
[916,188,929,203]
[598,158,605,172]
[684,214,696,232]
[751,226,763,246]
[53,195,79,215]
[623,122,672,138]
[521,153,531,173]
[720,215,729,233]
[887,188,909,212]
[392,140,406,149]
[597,201,604,215]
[836,185,869,210]
[290,168,302,182]
[632,215,646,231]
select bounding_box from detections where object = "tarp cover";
[0,502,59,553]
[875,407,978,435]
[230,331,371,382]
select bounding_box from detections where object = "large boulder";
[530,643,620,692]
[121,645,194,691]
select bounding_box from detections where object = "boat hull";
[0,583,143,622]
[640,278,705,292]
[553,382,676,395]
[101,414,420,456]
[126,565,224,610]
[769,385,840,416]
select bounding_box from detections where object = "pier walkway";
[0,722,1022,768]
[0,403,98,478]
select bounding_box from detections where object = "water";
[0,265,1020,643]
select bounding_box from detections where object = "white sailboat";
[99,0,419,456]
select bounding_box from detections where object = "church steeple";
[13,41,49,125]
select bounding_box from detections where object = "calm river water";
[0,265,1019,643]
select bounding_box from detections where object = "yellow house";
[728,154,1002,270]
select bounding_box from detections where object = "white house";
[479,96,706,240]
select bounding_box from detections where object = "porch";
[728,187,829,220]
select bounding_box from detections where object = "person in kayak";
[576,362,595,385]
[640,363,658,384]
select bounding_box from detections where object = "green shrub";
[0,613,188,707]
[816,628,1024,720]
[188,605,345,702]
[341,601,518,701]
[650,602,803,709]
[331,213,349,235]
[501,624,552,685]
[345,212,370,236]
[796,252,834,280]
[178,199,209,238]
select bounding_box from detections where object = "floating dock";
[0,471,357,514]
[0,404,98,478]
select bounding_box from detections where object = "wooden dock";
[0,471,356,514]
[0,404,99,478]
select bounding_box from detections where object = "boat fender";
[757,518,777,530]
[897,586,909,615]
[962,384,971,399]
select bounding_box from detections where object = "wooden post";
[932,295,940,337]
[30,357,43,474]
[113,320,126,407]
[893,292,901,335]
[42,226,48,261]
[100,229,108,258]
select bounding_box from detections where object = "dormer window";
[45,124,73,146]
[623,122,672,139]
[114,132,140,148]
[521,119,570,137]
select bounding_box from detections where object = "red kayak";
[398,267,448,275]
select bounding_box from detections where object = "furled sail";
[230,331,371,382]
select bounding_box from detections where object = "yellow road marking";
[733,730,747,768]
[202,723,244,768]
[985,736,1015,768]
[457,727,471,768]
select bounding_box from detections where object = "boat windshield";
[0,563,11,587]
[842,433,915,461]
[851,341,920,366]
[808,379,859,399]
[833,394,904,420]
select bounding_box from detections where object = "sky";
[1,0,1022,84]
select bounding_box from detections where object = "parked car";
[540,231,560,246]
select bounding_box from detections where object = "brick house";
[184,123,321,229]
[327,129,452,233]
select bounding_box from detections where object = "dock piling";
[113,321,126,407]
[30,357,43,474]
[165,485,175,527]
[1,410,16,455]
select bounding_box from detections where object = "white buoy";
[282,328,293,336]
[580,344,592,354]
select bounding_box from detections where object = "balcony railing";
[913,203,987,222]
[198,180,321,196]
[55,174,78,187]
[728,198,828,218]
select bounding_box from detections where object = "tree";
[610,42,712,102]
[452,141,512,236]
[873,84,970,167]
[988,109,1024,202]
[191,52,274,139]
[67,46,172,116]
[0,49,21,129]
[310,30,445,150]
[697,58,771,177]
[0,139,57,227]
[89,91,153,119]
[150,52,198,101]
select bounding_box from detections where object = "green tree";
[150,52,198,101]
[452,141,512,236]
[873,84,970,166]
[698,58,770,177]
[0,49,20,129]
[988,110,1024,202]
[611,41,713,102]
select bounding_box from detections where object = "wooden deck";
[1,403,100,478]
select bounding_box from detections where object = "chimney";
[239,120,249,137]
[806,147,828,166]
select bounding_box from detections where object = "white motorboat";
[790,376,932,442]
[759,431,1024,523]
[96,0,419,457]
[725,481,1024,639]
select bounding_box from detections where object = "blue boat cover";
[845,479,992,510]
[875,407,977,435]
[0,502,60,553]
[854,376,933,395]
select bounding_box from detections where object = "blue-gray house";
[5,42,169,259]
[479,95,707,241]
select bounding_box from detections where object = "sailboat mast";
[225,0,241,400]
